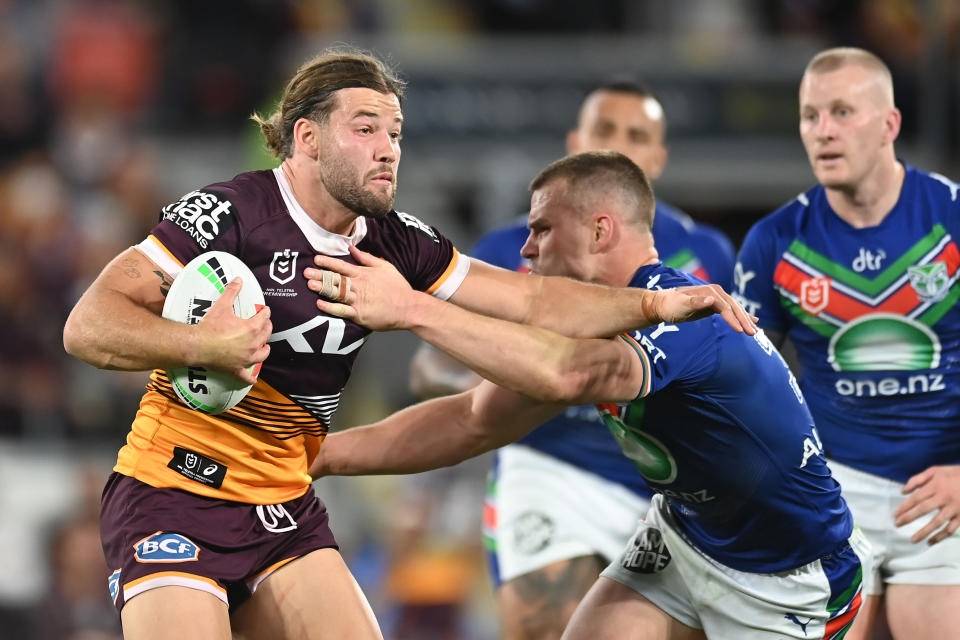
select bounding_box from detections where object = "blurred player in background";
[62,47,750,640]
[735,46,960,640]
[310,150,869,639]
[409,81,735,639]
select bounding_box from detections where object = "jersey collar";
[272,166,368,255]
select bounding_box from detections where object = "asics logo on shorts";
[622,527,671,574]
[256,504,298,533]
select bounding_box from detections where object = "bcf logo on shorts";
[134,531,200,563]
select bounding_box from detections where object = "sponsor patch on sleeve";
[161,189,236,250]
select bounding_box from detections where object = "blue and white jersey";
[470,202,735,495]
[602,263,852,572]
[735,164,960,482]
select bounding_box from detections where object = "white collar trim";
[272,166,367,255]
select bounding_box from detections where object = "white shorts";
[828,459,960,595]
[484,445,650,585]
[602,494,873,639]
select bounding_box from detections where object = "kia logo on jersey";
[800,277,830,315]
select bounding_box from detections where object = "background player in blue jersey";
[409,81,736,640]
[735,47,960,640]
[310,151,870,639]
[63,48,752,640]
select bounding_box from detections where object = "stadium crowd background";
[0,1,957,638]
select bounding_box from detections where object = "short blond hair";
[804,47,895,104]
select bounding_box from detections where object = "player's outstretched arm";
[409,342,481,399]
[457,257,755,336]
[313,265,647,405]
[305,246,755,338]
[63,247,271,384]
[311,381,562,478]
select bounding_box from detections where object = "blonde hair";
[252,47,405,159]
[804,47,895,104]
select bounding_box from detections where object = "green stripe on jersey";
[786,224,947,295]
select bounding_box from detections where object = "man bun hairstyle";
[252,47,406,159]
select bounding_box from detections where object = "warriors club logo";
[800,277,830,315]
[907,262,949,301]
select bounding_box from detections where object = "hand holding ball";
[161,251,266,414]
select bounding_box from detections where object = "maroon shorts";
[100,472,338,612]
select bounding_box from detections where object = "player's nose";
[520,236,537,259]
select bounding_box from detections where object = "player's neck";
[824,159,904,229]
[609,242,658,287]
[281,159,359,236]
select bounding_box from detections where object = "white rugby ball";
[161,251,265,415]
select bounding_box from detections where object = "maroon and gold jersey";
[118,167,469,503]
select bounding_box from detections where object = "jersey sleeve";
[735,219,788,333]
[137,184,244,277]
[383,211,470,301]
[928,171,960,237]
[620,316,718,400]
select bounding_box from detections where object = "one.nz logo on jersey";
[161,189,236,250]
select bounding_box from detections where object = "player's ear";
[565,128,581,155]
[883,107,902,146]
[593,214,615,251]
[293,118,321,160]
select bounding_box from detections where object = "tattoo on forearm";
[120,257,141,280]
[154,270,172,298]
